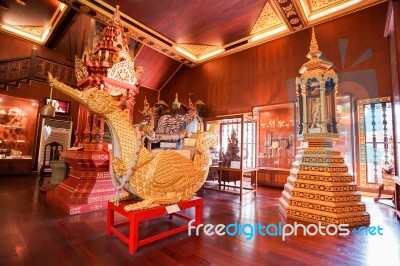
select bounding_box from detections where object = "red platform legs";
[107,197,203,254]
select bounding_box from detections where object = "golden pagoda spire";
[306,27,322,59]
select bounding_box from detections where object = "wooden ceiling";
[0,0,388,91]
[0,0,67,43]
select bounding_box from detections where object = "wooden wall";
[0,32,73,66]
[133,87,159,124]
[160,2,391,118]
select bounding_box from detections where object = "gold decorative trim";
[290,181,357,192]
[80,5,91,13]
[8,25,43,37]
[288,200,365,213]
[310,0,343,10]
[285,208,370,225]
[250,3,282,35]
[274,0,305,31]
[74,55,88,83]
[177,44,221,57]
[289,190,361,202]
[291,173,354,182]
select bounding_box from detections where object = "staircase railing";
[0,48,76,90]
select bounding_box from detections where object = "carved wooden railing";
[0,48,76,90]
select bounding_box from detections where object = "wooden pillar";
[301,84,308,133]
[319,79,327,133]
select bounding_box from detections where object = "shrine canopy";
[296,28,338,135]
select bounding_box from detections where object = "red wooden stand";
[106,197,203,254]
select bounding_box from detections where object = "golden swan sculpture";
[48,73,219,211]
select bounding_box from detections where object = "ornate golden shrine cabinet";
[279,29,370,226]
[139,95,199,150]
[48,6,141,214]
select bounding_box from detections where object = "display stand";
[107,197,203,254]
[205,166,258,201]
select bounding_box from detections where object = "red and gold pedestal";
[47,142,116,215]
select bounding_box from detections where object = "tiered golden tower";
[279,28,370,226]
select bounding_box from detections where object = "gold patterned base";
[279,200,370,226]
[279,134,370,226]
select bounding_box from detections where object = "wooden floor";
[0,174,399,266]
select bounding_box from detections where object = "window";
[357,97,394,189]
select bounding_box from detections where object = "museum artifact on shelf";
[278,28,370,226]
[204,114,258,201]
[0,94,38,175]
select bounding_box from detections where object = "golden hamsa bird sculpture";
[48,73,219,211]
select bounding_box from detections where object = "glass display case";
[253,102,298,169]
[0,94,38,174]
[253,102,299,187]
[204,114,257,169]
[203,114,258,200]
[335,94,354,177]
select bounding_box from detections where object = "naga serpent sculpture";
[48,73,219,211]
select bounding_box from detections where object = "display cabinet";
[204,114,257,169]
[0,95,38,175]
[253,102,299,187]
[335,94,354,177]
[204,114,258,200]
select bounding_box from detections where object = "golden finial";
[113,5,122,25]
[307,27,322,59]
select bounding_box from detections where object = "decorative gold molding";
[177,44,221,57]
[12,25,43,37]
[298,0,388,23]
[273,0,305,31]
[310,0,344,10]
[250,3,282,35]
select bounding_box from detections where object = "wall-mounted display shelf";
[0,95,38,175]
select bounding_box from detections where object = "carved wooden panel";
[0,59,30,82]
[34,58,75,86]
